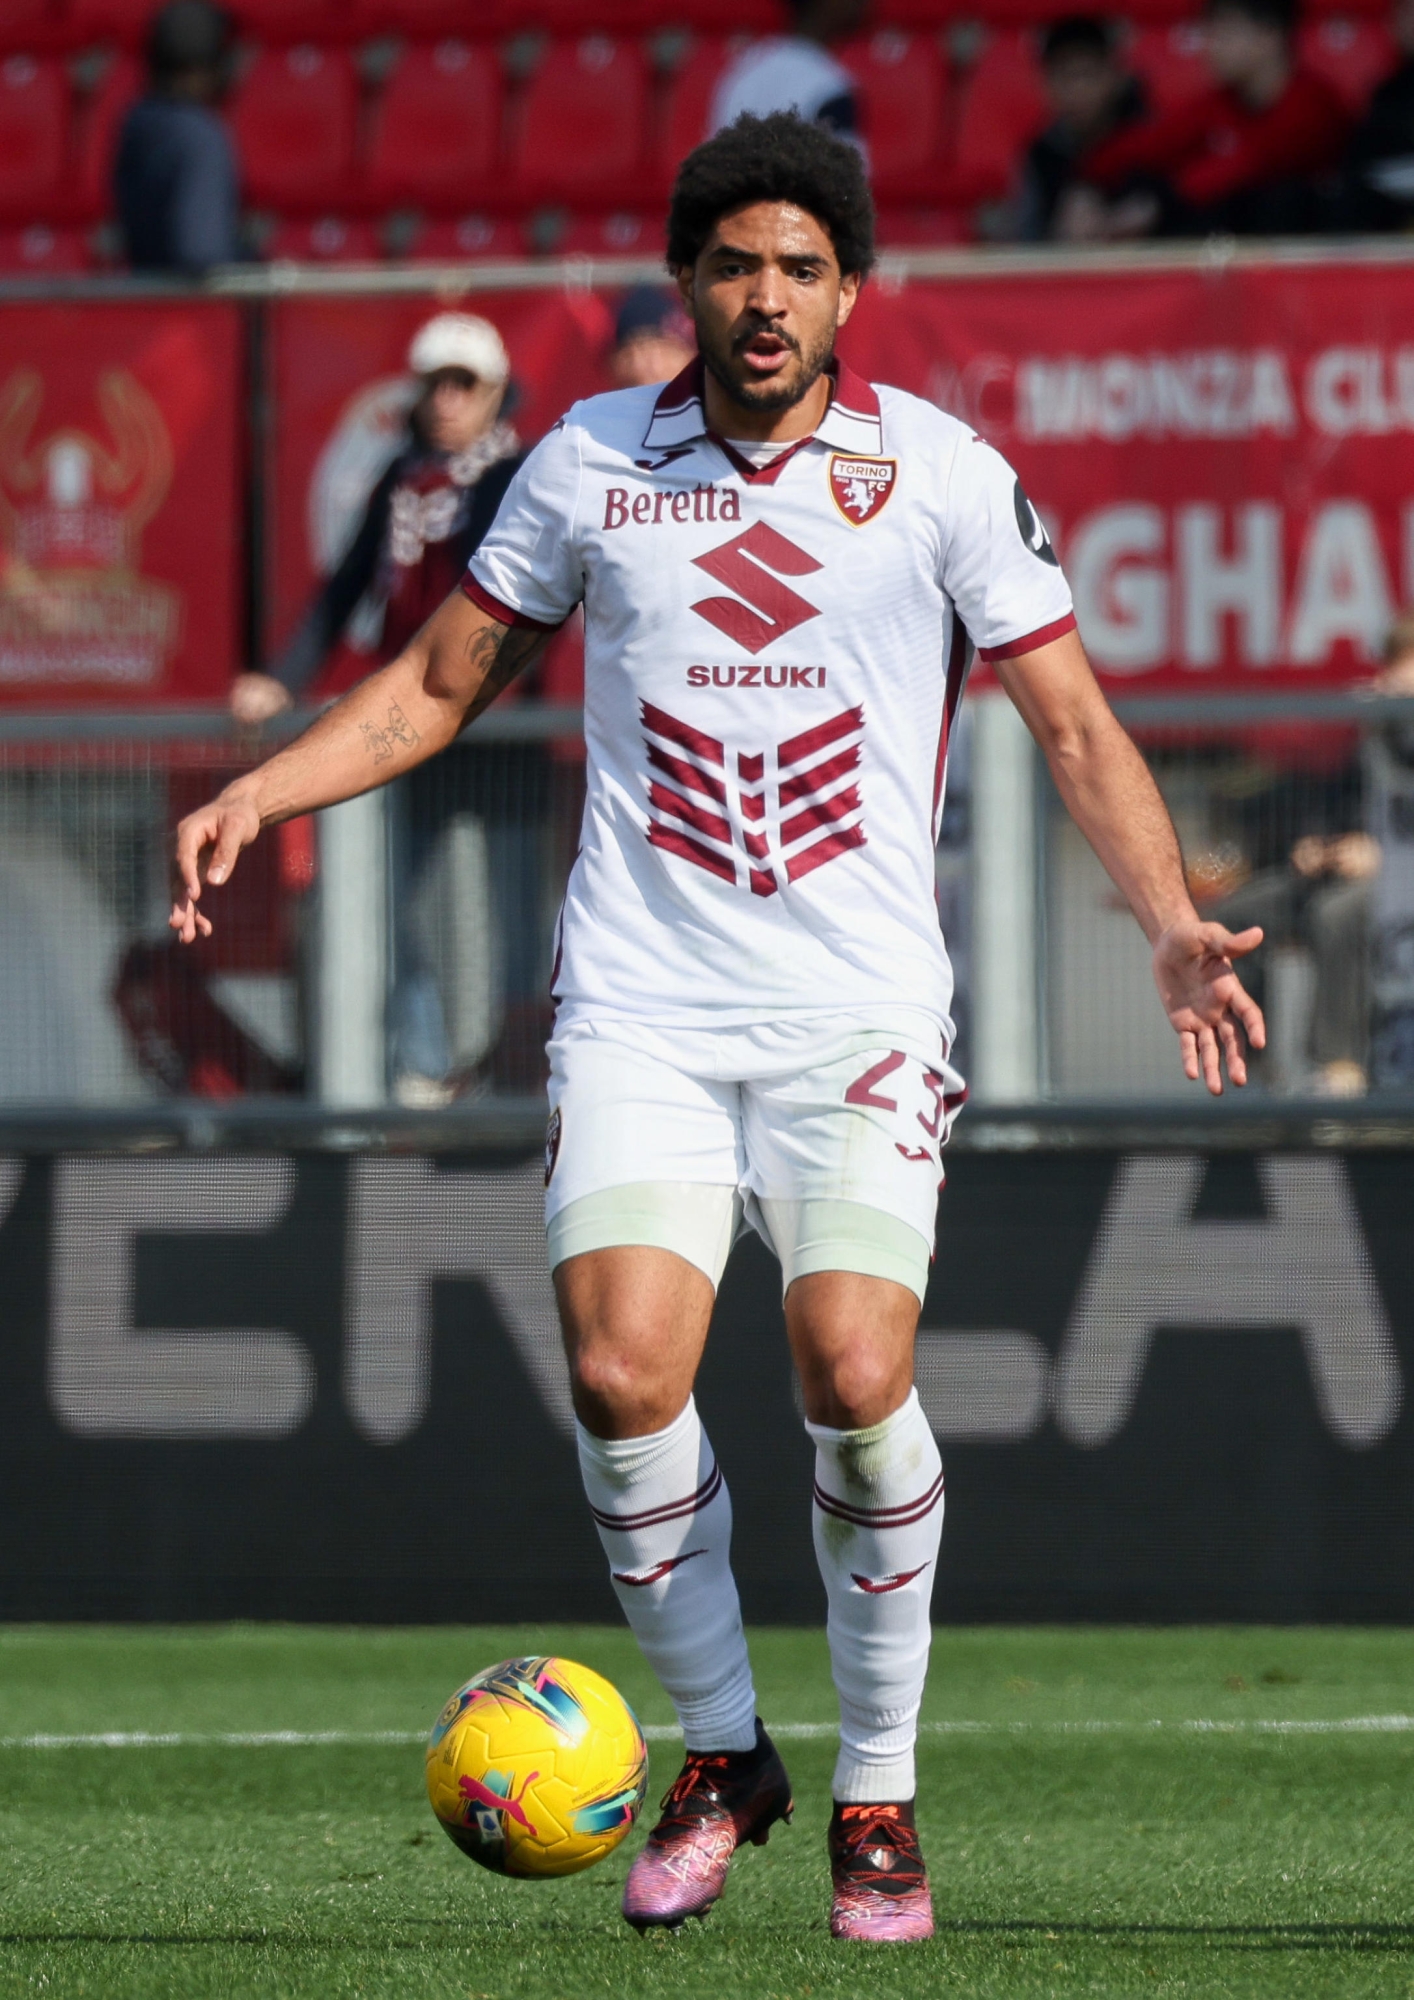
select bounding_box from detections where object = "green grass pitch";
[1,1626,1412,1998]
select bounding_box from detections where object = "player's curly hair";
[666,112,875,279]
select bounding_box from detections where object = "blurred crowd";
[108,0,1414,273]
[1013,0,1414,240]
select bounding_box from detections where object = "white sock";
[806,1387,944,1802]
[576,1397,758,1752]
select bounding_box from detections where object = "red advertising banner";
[841,260,1414,691]
[0,303,241,704]
[269,258,1414,698]
[267,290,616,692]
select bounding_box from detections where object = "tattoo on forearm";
[464,623,508,676]
[360,701,421,765]
[385,702,418,748]
[464,623,547,723]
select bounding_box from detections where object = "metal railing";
[1049,688,1414,1107]
[0,699,581,1115]
[5,232,1414,307]
[2,688,1410,1123]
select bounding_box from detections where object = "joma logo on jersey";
[690,522,822,655]
[641,699,865,899]
[829,454,896,525]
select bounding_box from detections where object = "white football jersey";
[467,360,1074,1041]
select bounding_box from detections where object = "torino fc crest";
[828,454,896,525]
[0,367,179,688]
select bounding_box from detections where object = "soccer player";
[172,113,1265,1943]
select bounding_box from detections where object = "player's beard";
[698,316,836,416]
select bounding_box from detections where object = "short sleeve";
[939,434,1075,662]
[465,414,586,630]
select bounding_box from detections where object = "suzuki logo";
[690,522,822,655]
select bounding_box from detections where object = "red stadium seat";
[352,0,516,33]
[996,0,1192,19]
[877,0,1184,20]
[670,0,781,25]
[533,0,781,28]
[0,54,65,222]
[396,212,522,259]
[545,209,659,254]
[227,0,356,44]
[653,34,756,192]
[1299,15,1397,111]
[536,0,663,28]
[874,202,971,244]
[62,0,151,47]
[870,0,967,23]
[363,40,500,212]
[1128,21,1212,114]
[229,44,358,214]
[843,27,950,202]
[262,214,381,260]
[956,0,1056,20]
[950,28,1046,205]
[0,1,60,54]
[505,34,649,208]
[0,222,90,269]
[71,50,140,220]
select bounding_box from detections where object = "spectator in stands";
[231,314,522,725]
[231,314,532,1102]
[1071,0,1349,236]
[709,0,871,153]
[114,1,241,274]
[1338,0,1414,227]
[1204,763,1377,1096]
[606,287,696,389]
[1018,16,1147,240]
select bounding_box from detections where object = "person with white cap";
[229,313,534,1103]
[230,312,522,725]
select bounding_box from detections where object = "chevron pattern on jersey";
[641,700,866,898]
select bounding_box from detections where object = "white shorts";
[543,1012,964,1302]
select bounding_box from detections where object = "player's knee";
[568,1341,676,1436]
[802,1345,911,1431]
[569,1340,638,1411]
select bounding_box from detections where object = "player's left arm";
[995,626,1266,1094]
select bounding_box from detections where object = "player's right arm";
[170,590,545,942]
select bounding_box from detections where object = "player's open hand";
[1152,917,1266,1094]
[169,793,261,943]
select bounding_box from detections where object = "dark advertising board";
[0,1141,1409,1623]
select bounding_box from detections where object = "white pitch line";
[0,1729,428,1750]
[1,1717,1412,1750]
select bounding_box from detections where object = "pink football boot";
[622,1721,793,1932]
[828,1800,935,1942]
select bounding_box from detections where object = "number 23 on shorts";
[844,1051,960,1164]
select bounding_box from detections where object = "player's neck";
[699,365,835,446]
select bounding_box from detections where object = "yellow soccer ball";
[426,1655,648,1878]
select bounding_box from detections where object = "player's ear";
[672,262,695,315]
[835,269,862,330]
